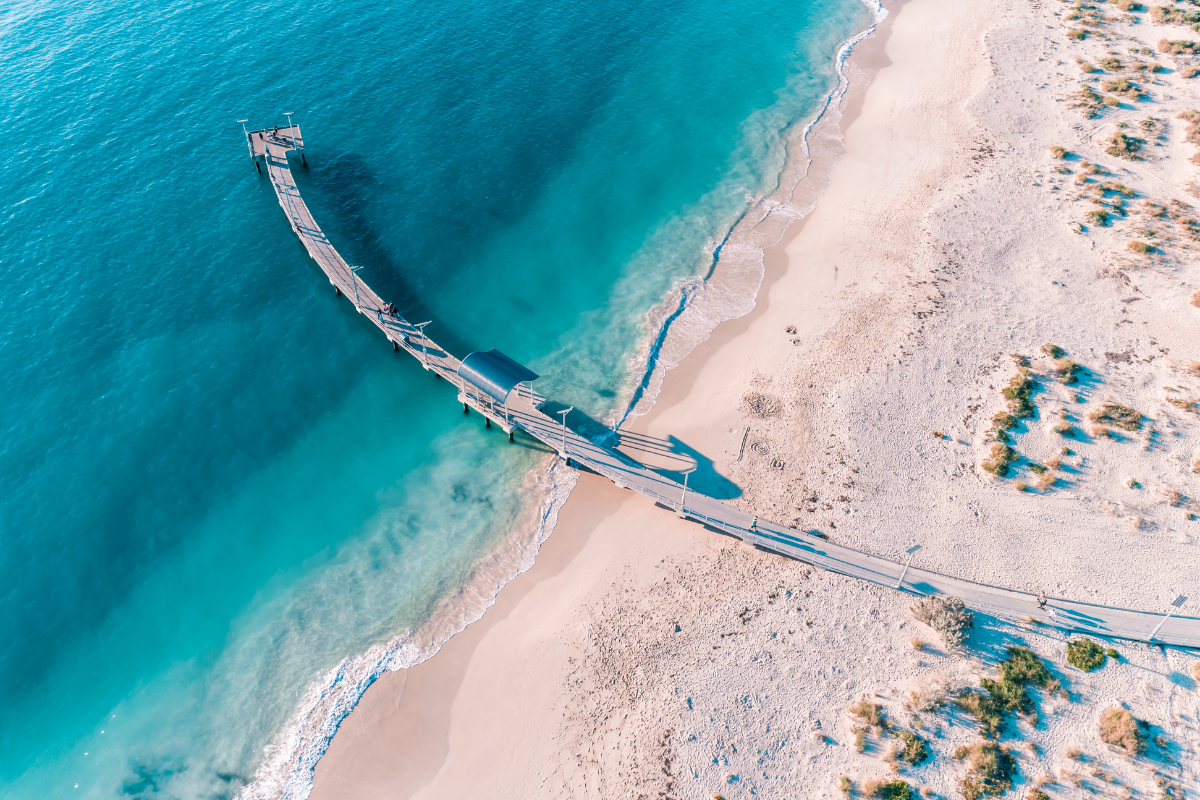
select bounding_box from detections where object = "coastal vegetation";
[957,647,1057,738]
[893,731,929,766]
[1098,707,1145,755]
[910,596,973,650]
[1150,5,1200,25]
[1066,638,1107,671]
[1158,39,1200,54]
[1088,403,1142,431]
[865,778,915,799]
[958,742,1016,800]
[1106,131,1144,159]
[983,442,1018,476]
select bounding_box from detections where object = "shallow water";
[0,0,870,795]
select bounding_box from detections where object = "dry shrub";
[741,392,780,417]
[906,678,949,712]
[851,698,888,731]
[1127,240,1152,254]
[1098,707,1145,755]
[1191,290,1200,308]
[1184,66,1200,78]
[911,596,973,650]
[1089,403,1142,431]
[1179,110,1200,144]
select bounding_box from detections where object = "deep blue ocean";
[0,0,871,796]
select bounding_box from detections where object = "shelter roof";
[457,349,538,403]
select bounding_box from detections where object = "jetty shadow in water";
[293,152,474,361]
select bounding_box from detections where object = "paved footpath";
[257,129,1199,650]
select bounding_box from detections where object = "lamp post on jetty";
[350,266,362,309]
[282,111,305,164]
[238,120,260,171]
[895,541,922,590]
[413,321,432,367]
[558,407,573,464]
[1149,593,1188,643]
[679,466,696,515]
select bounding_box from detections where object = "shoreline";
[311,0,1200,793]
[633,1,900,435]
[306,3,903,797]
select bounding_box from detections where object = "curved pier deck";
[249,124,1200,649]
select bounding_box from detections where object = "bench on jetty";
[241,120,1200,649]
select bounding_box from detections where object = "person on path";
[751,515,758,531]
[1037,591,1047,610]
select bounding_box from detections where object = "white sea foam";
[239,6,885,798]
[612,0,887,429]
[236,457,577,800]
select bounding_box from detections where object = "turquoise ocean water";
[0,0,872,796]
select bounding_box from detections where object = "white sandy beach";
[309,0,1200,796]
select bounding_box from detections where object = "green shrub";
[982,442,1018,477]
[958,647,1055,738]
[1158,39,1200,54]
[1086,209,1110,225]
[1107,132,1145,159]
[896,731,930,765]
[1152,5,1200,25]
[865,779,914,800]
[1041,344,1066,359]
[1067,638,1107,671]
[1003,373,1037,417]
[961,742,1016,800]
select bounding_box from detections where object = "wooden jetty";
[245,122,1200,649]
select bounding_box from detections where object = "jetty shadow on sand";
[535,403,741,499]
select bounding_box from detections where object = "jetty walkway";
[246,123,1200,650]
